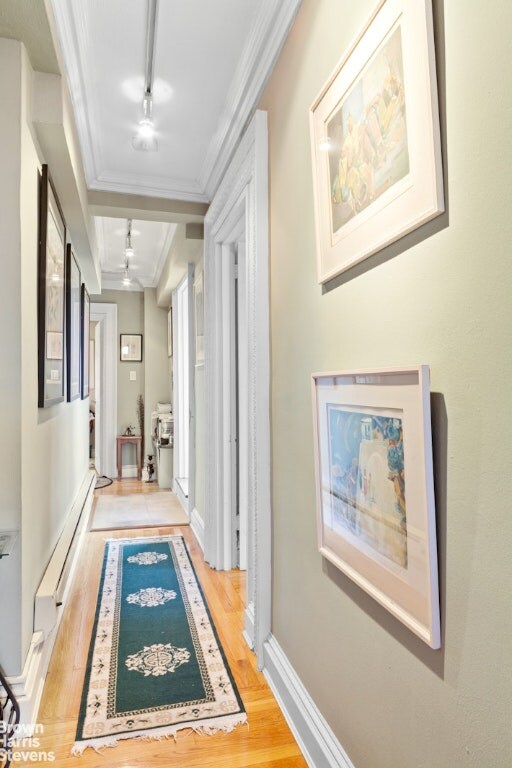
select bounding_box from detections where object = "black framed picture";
[120,334,143,362]
[81,283,90,399]
[38,164,66,408]
[66,245,81,401]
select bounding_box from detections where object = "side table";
[116,435,142,480]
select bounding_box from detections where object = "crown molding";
[51,0,302,203]
[100,276,143,293]
[151,223,178,287]
[48,0,101,186]
[199,0,303,199]
[91,172,209,204]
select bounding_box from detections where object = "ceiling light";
[125,219,135,258]
[138,117,155,140]
[132,0,159,153]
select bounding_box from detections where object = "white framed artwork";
[311,365,440,648]
[310,0,444,282]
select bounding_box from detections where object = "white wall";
[0,38,23,675]
[0,39,89,676]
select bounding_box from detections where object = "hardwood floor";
[37,480,307,767]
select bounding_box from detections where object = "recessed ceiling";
[44,0,302,290]
[97,217,176,291]
[50,0,264,202]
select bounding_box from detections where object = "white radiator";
[34,471,95,639]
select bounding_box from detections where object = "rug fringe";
[71,713,248,755]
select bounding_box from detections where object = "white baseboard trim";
[6,631,46,729]
[263,635,355,768]
[8,470,96,728]
[243,602,255,650]
[190,507,204,551]
[173,480,189,516]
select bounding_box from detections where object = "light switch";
[130,370,137,381]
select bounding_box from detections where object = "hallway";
[36,482,307,767]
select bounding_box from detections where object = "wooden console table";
[116,435,142,480]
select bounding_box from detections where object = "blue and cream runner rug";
[72,535,247,754]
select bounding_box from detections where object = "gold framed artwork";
[311,366,440,648]
[310,0,444,283]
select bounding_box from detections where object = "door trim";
[204,111,270,664]
[90,303,117,479]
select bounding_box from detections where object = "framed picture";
[167,309,173,357]
[194,270,204,365]
[66,245,81,401]
[309,0,444,283]
[120,334,143,362]
[81,284,90,399]
[311,366,440,648]
[38,164,66,408]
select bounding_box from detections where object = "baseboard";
[243,602,255,650]
[173,480,189,515]
[8,470,96,728]
[190,507,204,551]
[263,635,355,768]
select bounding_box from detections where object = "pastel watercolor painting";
[326,24,409,235]
[326,406,407,568]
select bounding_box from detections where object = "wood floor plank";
[36,480,307,767]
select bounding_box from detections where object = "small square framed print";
[120,334,143,362]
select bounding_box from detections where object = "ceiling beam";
[88,190,207,225]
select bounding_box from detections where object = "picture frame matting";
[309,0,444,283]
[311,365,440,648]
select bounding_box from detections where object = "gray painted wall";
[260,1,512,766]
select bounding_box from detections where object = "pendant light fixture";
[122,219,134,285]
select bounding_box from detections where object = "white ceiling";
[47,0,302,290]
[97,217,176,291]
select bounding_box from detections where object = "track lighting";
[132,0,159,153]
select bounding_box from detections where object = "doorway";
[172,270,195,513]
[90,303,117,479]
[89,320,100,469]
[204,111,270,664]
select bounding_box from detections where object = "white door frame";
[204,111,270,665]
[172,270,195,515]
[90,303,117,479]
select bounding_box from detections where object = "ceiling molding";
[49,0,209,203]
[50,0,302,204]
[199,0,303,199]
[91,172,209,204]
[100,277,143,293]
[48,0,101,186]
[151,224,177,287]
